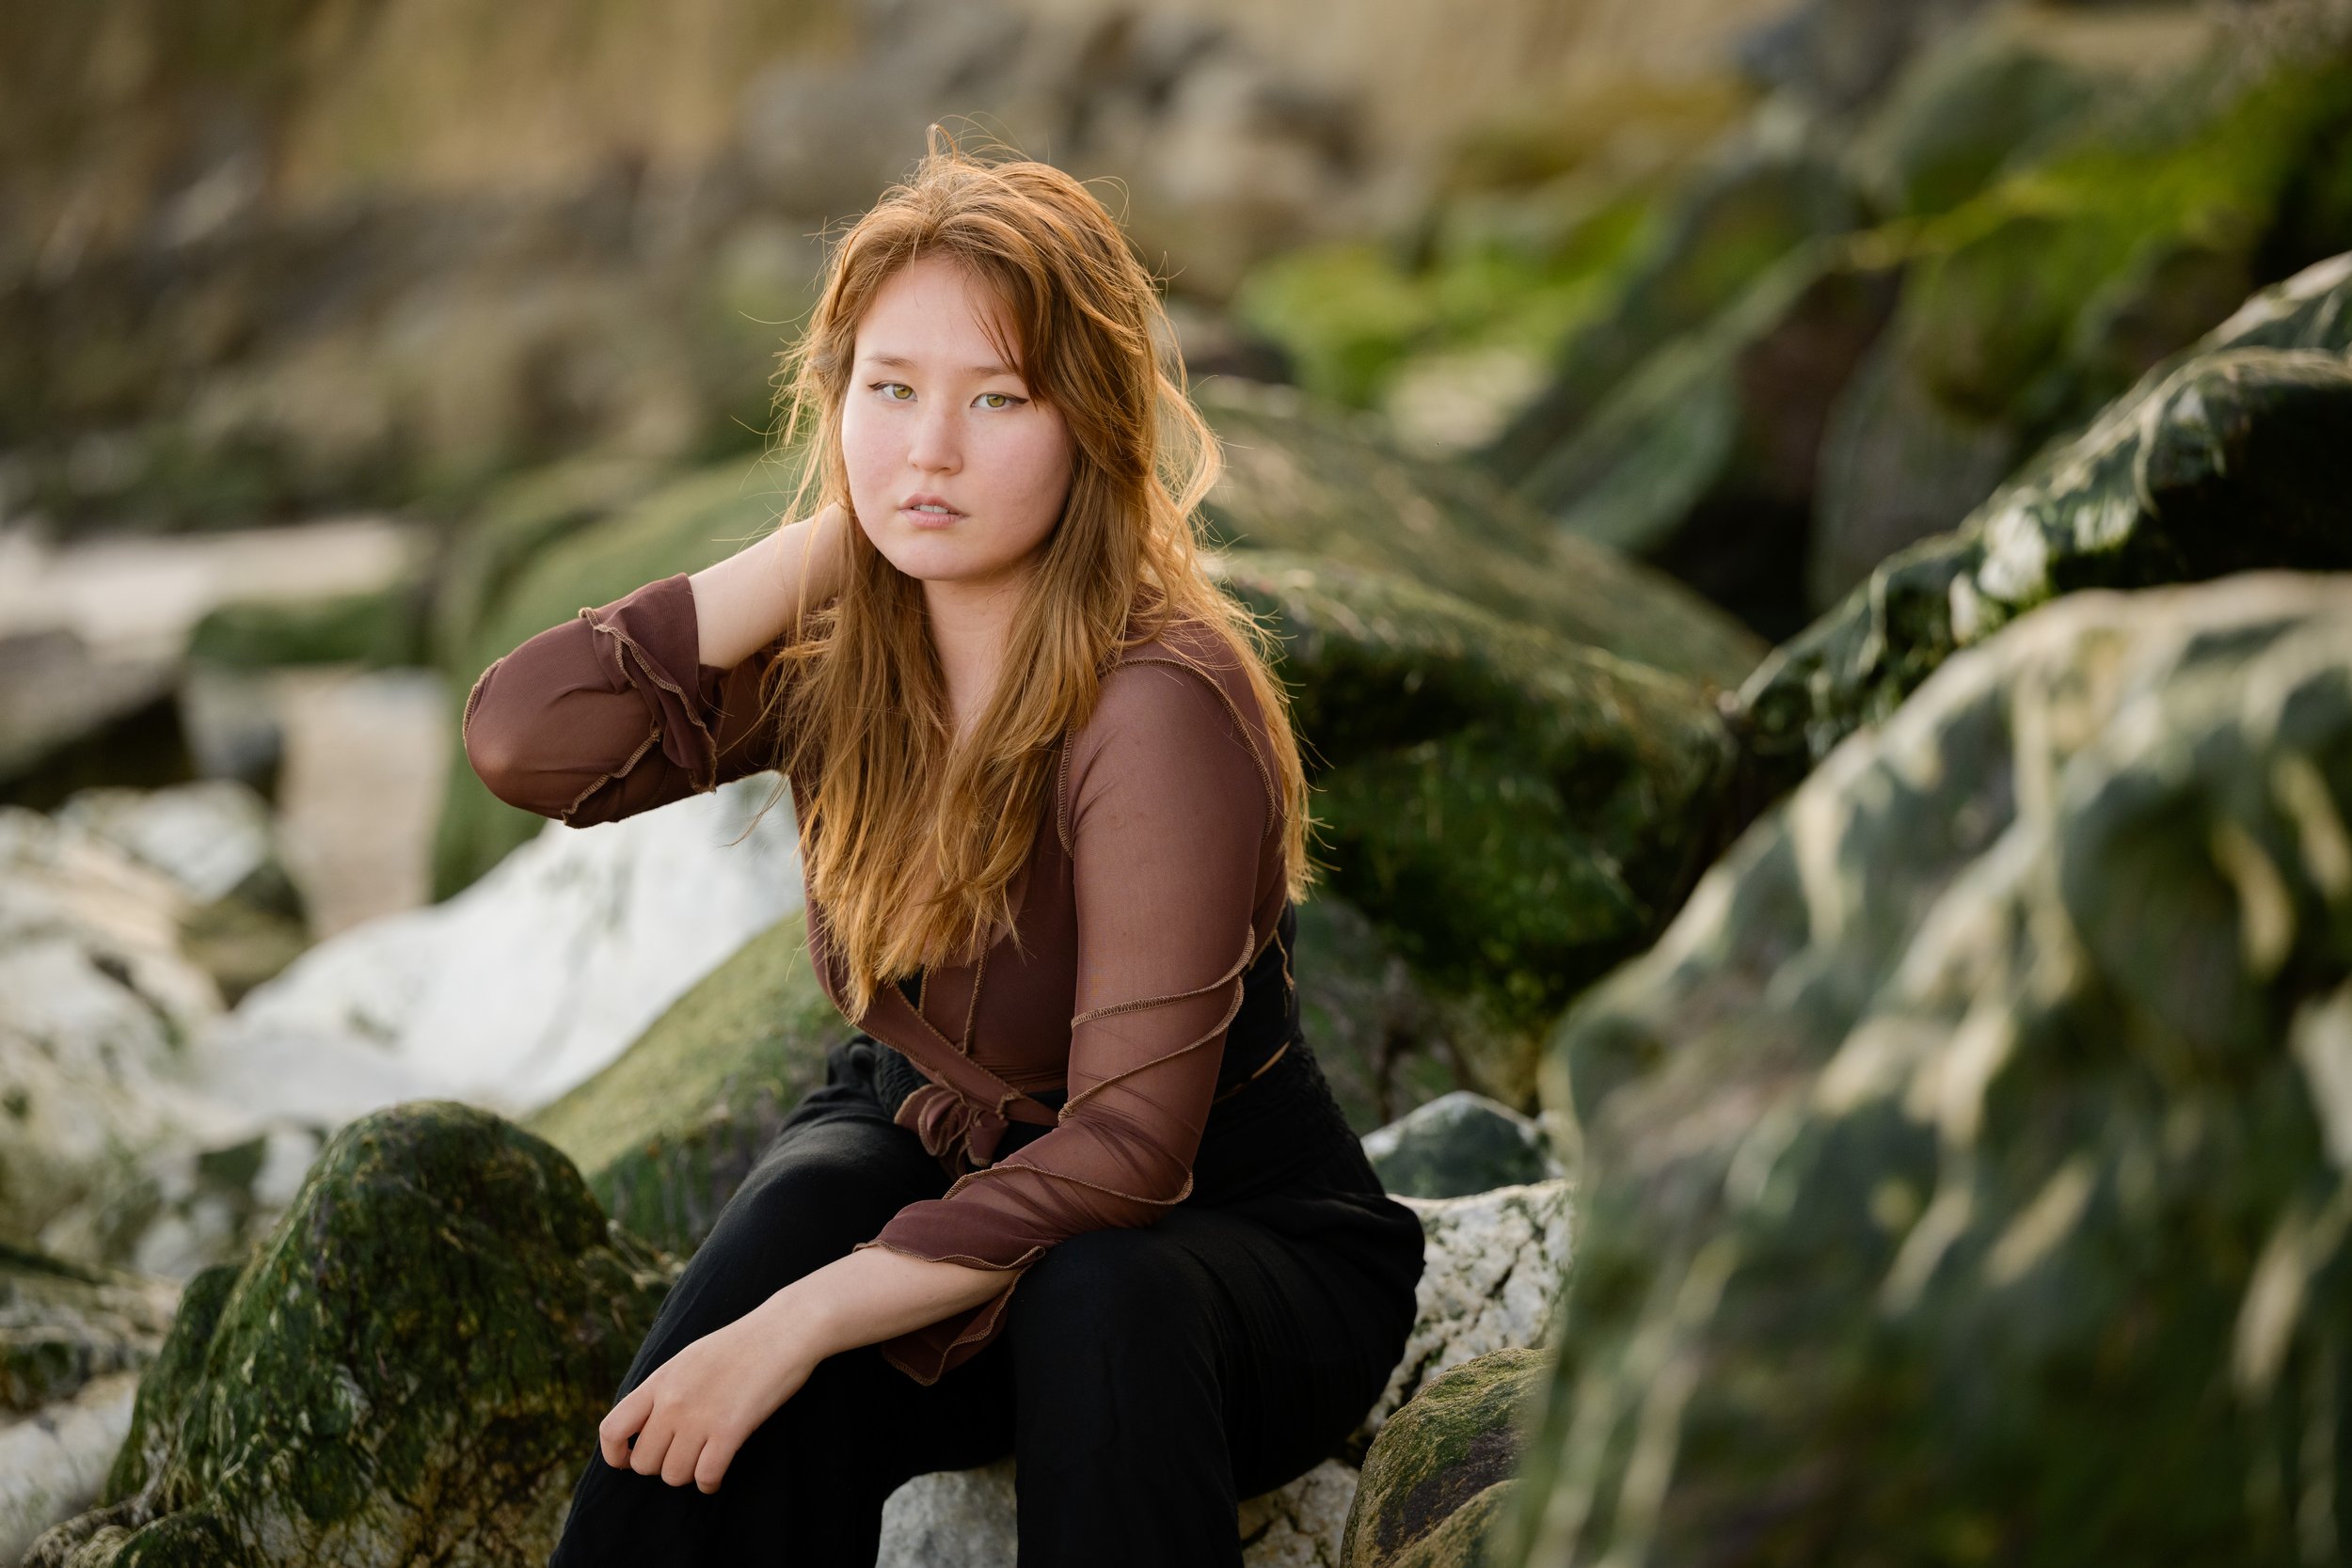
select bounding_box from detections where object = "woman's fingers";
[628,1408,676,1479]
[694,1430,742,1495]
[660,1430,706,1489]
[597,1382,654,1468]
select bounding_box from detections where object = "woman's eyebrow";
[861,353,1024,377]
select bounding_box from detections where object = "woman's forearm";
[759,1242,1013,1359]
[689,501,848,669]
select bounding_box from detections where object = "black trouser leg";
[546,1106,1017,1567]
[1004,1205,1410,1568]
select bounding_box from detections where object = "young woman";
[464,132,1426,1567]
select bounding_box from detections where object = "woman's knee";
[1009,1225,1213,1351]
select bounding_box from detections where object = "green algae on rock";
[1343,1345,1547,1568]
[24,1102,673,1568]
[1215,551,1737,1104]
[524,910,840,1257]
[1200,380,1765,689]
[1814,29,2352,587]
[1740,250,2352,800]
[1508,573,2352,1567]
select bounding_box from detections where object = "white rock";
[0,808,246,1252]
[56,780,278,904]
[0,1370,145,1565]
[1360,1179,1576,1440]
[877,1456,1359,1568]
[197,774,803,1121]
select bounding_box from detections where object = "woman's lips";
[900,505,964,529]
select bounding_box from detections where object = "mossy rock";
[1343,1346,1546,1568]
[1199,381,1762,689]
[524,909,842,1257]
[431,453,803,897]
[1509,572,2352,1567]
[1815,36,2352,587]
[1217,551,1737,1102]
[1740,250,2352,802]
[1518,237,1902,640]
[24,1102,674,1568]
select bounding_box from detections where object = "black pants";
[545,1033,1426,1567]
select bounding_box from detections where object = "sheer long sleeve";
[851,655,1281,1384]
[461,572,789,826]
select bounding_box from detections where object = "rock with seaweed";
[1812,18,2352,601]
[1197,381,1763,689]
[1506,571,2352,1567]
[1342,1346,1547,1568]
[22,1102,674,1568]
[1216,551,1738,1106]
[1481,112,1864,491]
[1740,249,2352,802]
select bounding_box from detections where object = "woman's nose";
[907,404,961,473]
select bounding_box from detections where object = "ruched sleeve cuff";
[576,572,723,797]
[461,570,792,827]
[845,1236,1046,1386]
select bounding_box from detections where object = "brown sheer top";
[460,571,1292,1384]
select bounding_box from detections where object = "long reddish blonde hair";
[749,128,1316,1020]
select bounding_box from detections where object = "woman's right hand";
[690,499,849,669]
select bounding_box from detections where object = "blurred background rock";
[9,0,2352,1562]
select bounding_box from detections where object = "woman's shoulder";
[1092,610,1263,731]
[1058,610,1279,828]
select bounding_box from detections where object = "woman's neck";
[922,563,1032,744]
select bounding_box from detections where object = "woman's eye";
[872,382,914,402]
[976,391,1024,410]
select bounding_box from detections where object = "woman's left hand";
[596,1298,823,1494]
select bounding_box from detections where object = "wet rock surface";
[1511,572,2352,1565]
[1740,252,2352,800]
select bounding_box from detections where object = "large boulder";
[1740,251,2352,800]
[1341,1346,1547,1568]
[1810,28,2352,600]
[1218,551,1738,1104]
[1481,113,1864,490]
[1199,381,1762,689]
[1507,572,2352,1565]
[23,1102,674,1568]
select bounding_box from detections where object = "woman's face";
[843,256,1073,599]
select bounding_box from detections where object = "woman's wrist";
[689,502,843,669]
